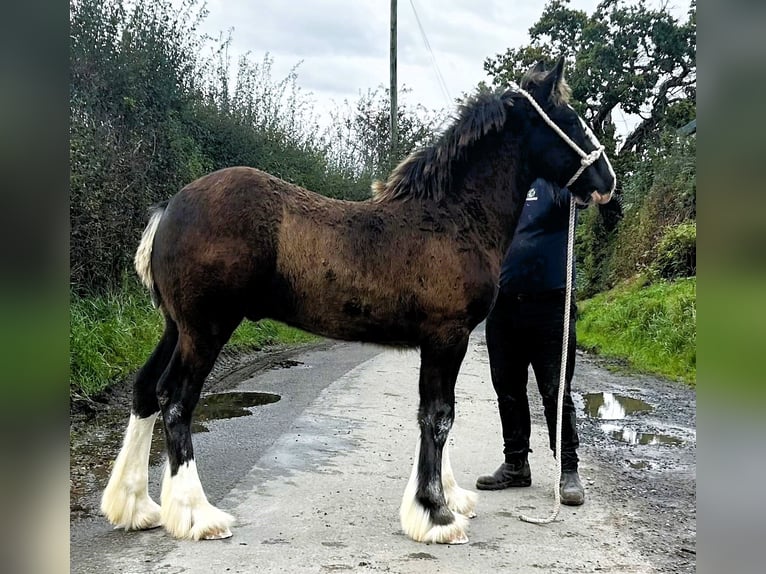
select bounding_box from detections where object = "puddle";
[582,392,652,419]
[582,392,682,446]
[273,359,308,369]
[628,460,650,470]
[601,423,683,446]
[195,391,281,422]
[134,392,281,469]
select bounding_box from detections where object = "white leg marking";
[101,413,162,530]
[399,440,469,544]
[160,459,234,540]
[442,443,478,519]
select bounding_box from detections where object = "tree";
[484,0,696,174]
[482,0,696,295]
[323,87,445,185]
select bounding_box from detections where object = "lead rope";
[519,196,576,525]
[510,84,611,523]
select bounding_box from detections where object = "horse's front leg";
[400,339,476,544]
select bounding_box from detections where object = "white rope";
[519,195,576,525]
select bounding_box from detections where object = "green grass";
[577,276,696,385]
[70,289,317,398]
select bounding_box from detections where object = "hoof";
[161,500,235,541]
[445,530,469,545]
[101,488,162,531]
[201,525,233,540]
[425,518,470,545]
[400,502,470,544]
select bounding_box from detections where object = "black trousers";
[485,288,580,472]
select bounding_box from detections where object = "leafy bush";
[651,221,696,280]
[577,130,696,293]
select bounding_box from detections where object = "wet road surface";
[70,328,696,573]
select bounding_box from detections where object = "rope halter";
[516,88,616,199]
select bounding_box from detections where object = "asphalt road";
[70,327,695,573]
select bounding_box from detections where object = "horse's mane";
[372,64,572,204]
[372,90,512,203]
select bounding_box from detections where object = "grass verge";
[577,276,696,385]
[70,288,317,398]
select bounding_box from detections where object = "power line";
[408,0,452,107]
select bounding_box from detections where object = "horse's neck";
[455,141,529,259]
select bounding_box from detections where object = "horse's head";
[510,58,616,205]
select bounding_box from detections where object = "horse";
[101,58,615,545]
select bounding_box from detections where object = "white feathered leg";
[442,443,478,518]
[101,413,162,530]
[399,440,469,544]
[160,459,234,540]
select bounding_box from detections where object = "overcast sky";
[198,0,691,132]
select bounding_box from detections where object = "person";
[475,177,585,505]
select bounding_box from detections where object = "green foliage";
[575,205,617,297]
[482,0,696,298]
[608,131,696,286]
[577,277,696,384]
[70,285,316,398]
[70,0,216,293]
[229,319,317,349]
[70,285,164,397]
[651,221,696,280]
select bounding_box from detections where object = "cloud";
[199,0,531,113]
[204,0,386,59]
[197,0,689,124]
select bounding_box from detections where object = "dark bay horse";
[101,59,615,544]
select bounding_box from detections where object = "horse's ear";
[520,60,547,92]
[539,56,570,105]
[526,61,546,76]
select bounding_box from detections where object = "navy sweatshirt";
[499,178,576,293]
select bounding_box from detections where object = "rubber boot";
[559,470,585,505]
[475,459,531,490]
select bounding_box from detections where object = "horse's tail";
[134,201,168,308]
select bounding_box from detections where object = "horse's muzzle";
[573,190,612,207]
[590,190,613,205]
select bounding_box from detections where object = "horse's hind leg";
[441,440,478,518]
[400,338,476,544]
[158,321,237,540]
[101,318,178,530]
